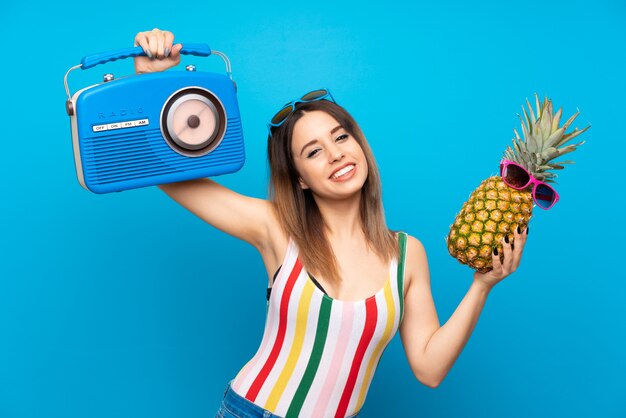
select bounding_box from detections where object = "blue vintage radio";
[64,44,245,194]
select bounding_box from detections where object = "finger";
[134,32,151,57]
[491,245,504,276]
[170,43,183,59]
[511,226,524,269]
[501,234,514,272]
[164,31,174,57]
[156,32,165,59]
[147,31,159,59]
[515,224,528,248]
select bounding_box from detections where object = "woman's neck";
[314,193,363,240]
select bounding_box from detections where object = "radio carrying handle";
[64,43,234,109]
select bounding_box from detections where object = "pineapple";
[447,95,589,272]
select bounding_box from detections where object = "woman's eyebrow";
[300,139,319,156]
[299,126,344,156]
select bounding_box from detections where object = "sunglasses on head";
[267,88,335,139]
[499,159,560,210]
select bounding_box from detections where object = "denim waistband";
[221,381,279,418]
[221,381,360,418]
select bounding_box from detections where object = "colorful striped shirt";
[231,233,407,417]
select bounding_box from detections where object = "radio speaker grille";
[81,117,243,185]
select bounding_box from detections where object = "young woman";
[133,29,528,418]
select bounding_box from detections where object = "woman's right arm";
[135,29,275,251]
[158,180,274,250]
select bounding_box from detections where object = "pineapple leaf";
[544,99,553,123]
[526,98,537,125]
[556,125,590,148]
[561,111,580,132]
[548,163,565,170]
[552,107,563,133]
[542,172,557,179]
[517,114,527,137]
[545,127,566,149]
[527,133,538,153]
[539,108,552,143]
[541,147,560,161]
[556,142,584,158]
[517,107,533,138]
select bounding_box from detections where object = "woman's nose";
[328,144,344,163]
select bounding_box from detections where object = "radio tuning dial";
[187,115,200,128]
[186,65,196,72]
[103,73,114,82]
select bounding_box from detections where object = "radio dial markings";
[91,118,150,133]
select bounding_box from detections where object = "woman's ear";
[298,177,310,190]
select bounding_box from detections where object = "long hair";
[268,100,397,283]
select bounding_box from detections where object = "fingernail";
[493,247,498,256]
[526,226,530,235]
[504,234,509,244]
[165,47,170,57]
[146,50,153,59]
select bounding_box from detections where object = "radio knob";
[103,73,114,82]
[187,115,201,128]
[186,65,196,72]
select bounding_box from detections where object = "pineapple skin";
[447,176,533,273]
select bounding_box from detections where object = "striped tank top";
[231,233,407,418]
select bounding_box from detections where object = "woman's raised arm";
[158,180,274,250]
[135,28,276,250]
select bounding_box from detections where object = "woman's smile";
[330,163,356,181]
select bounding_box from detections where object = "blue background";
[1,0,624,417]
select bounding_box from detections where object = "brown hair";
[267,100,397,283]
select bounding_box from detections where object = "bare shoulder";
[403,234,430,291]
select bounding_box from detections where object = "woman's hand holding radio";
[132,28,279,259]
[134,29,183,74]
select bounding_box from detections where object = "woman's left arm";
[399,226,528,388]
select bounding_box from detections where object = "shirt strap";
[396,232,408,323]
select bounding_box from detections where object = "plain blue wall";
[1,0,624,417]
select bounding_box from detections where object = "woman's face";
[290,110,368,201]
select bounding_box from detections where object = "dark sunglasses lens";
[301,89,328,101]
[502,164,530,188]
[271,106,293,125]
[535,184,556,209]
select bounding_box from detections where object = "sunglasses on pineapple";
[267,88,335,139]
[499,159,560,210]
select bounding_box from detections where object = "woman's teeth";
[333,165,354,179]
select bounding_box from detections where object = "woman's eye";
[336,134,349,142]
[307,149,321,158]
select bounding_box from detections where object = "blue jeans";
[215,381,360,418]
[215,382,281,418]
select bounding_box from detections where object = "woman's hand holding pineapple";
[473,224,529,291]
